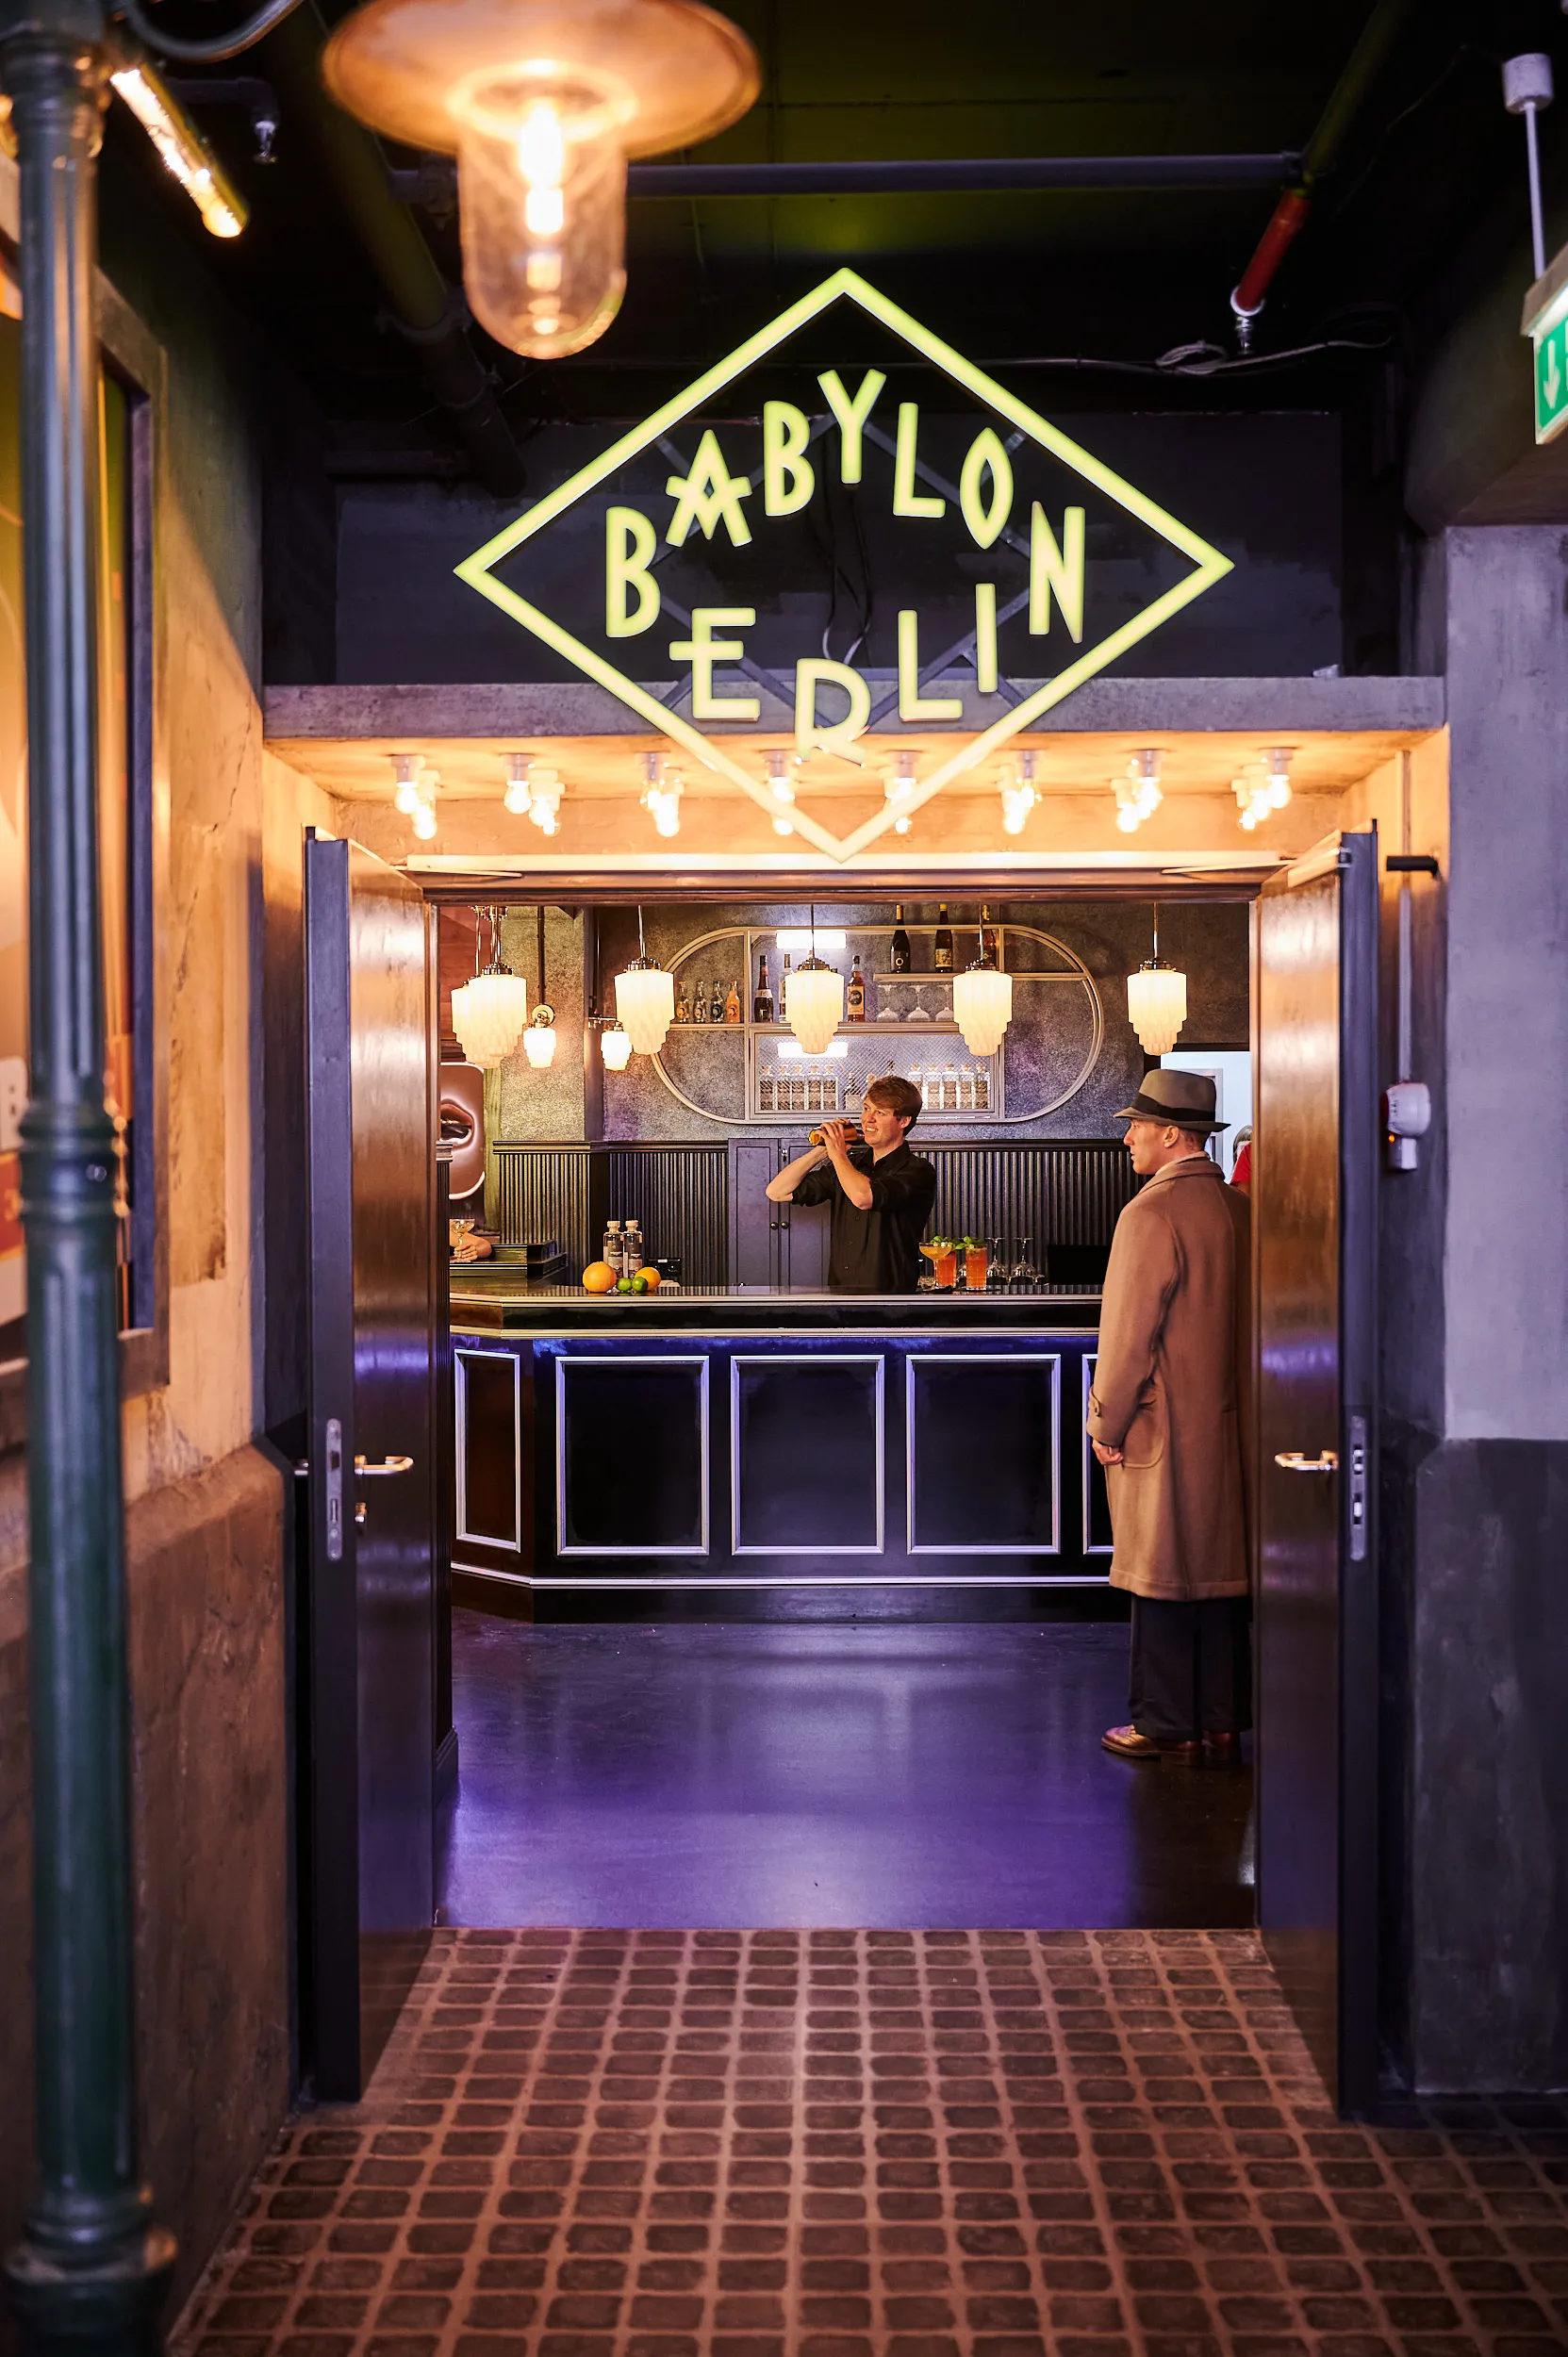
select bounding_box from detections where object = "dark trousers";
[1129,1595,1252,1741]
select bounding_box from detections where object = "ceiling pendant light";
[785,904,843,1058]
[1126,901,1188,1056]
[522,905,557,1068]
[452,907,530,1067]
[615,904,675,1054]
[323,0,759,360]
[952,909,1013,1056]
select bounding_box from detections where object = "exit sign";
[1536,317,1568,442]
[1523,248,1568,446]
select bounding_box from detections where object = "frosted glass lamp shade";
[785,960,843,1057]
[522,1019,557,1069]
[452,970,529,1066]
[615,961,675,1054]
[952,964,1013,1057]
[601,1024,633,1070]
[1126,962,1188,1055]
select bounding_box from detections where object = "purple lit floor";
[437,1612,1254,1931]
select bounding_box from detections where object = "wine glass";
[1011,1235,1036,1286]
[905,983,928,1022]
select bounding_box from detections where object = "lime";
[616,1276,634,1293]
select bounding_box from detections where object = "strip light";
[110,65,248,239]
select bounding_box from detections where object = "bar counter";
[450,1277,1112,1589]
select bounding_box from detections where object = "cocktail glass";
[919,1239,958,1290]
[965,1240,989,1291]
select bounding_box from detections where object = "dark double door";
[732,1139,830,1286]
[301,832,438,2100]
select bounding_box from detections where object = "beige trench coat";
[1085,1153,1250,1601]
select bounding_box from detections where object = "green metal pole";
[0,4,175,2349]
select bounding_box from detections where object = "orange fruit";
[639,1266,662,1290]
[581,1261,617,1293]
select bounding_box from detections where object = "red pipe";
[1232,186,1312,318]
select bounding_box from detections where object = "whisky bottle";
[847,953,865,1021]
[724,979,742,1025]
[890,905,911,973]
[753,955,774,1024]
[674,979,691,1024]
[710,977,724,1023]
[933,905,953,972]
[692,981,708,1025]
[980,903,999,967]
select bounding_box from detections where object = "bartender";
[767,1075,937,1293]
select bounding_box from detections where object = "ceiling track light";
[323,0,759,360]
[1000,750,1039,837]
[641,750,683,838]
[884,750,916,835]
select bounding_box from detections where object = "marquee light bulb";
[1264,745,1295,808]
[765,749,797,805]
[392,754,423,814]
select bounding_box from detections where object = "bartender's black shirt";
[792,1141,938,1294]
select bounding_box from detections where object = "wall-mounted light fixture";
[1126,901,1187,1054]
[999,751,1038,836]
[1114,749,1163,835]
[521,906,557,1068]
[323,0,759,359]
[109,61,248,239]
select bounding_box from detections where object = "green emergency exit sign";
[1535,317,1568,441]
[1523,249,1568,446]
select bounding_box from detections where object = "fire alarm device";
[1383,1080,1431,1172]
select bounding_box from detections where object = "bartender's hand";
[1091,1439,1124,1467]
[822,1121,873,1210]
[820,1120,855,1157]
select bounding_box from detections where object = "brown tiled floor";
[174,1929,1568,2357]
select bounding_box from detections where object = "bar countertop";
[450,1277,1102,1333]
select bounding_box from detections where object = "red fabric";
[1230,1142,1252,1190]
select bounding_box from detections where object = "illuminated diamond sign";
[456,267,1231,862]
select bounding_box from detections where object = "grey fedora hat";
[1114,1067,1229,1133]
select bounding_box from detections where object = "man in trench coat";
[1086,1067,1251,1761]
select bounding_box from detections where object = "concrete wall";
[0,159,336,2334]
[1356,530,1568,2092]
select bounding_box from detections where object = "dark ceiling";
[100,0,1568,461]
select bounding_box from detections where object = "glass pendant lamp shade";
[615,960,675,1054]
[452,969,529,1066]
[1126,962,1188,1055]
[785,958,843,1057]
[323,0,759,359]
[953,965,1013,1057]
[601,1023,633,1071]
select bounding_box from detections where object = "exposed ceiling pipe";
[1230,0,1422,349]
[259,1,525,497]
[387,150,1303,208]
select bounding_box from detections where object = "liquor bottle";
[692,981,708,1025]
[781,950,792,1013]
[847,953,865,1021]
[890,905,911,973]
[674,978,691,1024]
[980,903,999,966]
[724,979,742,1025]
[933,904,953,971]
[604,1221,623,1278]
[623,1220,644,1276]
[709,977,724,1024]
[753,954,774,1023]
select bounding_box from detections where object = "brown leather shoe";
[1101,1723,1201,1762]
[1202,1732,1243,1766]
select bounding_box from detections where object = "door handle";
[1275,1450,1339,1474]
[355,1454,415,1477]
